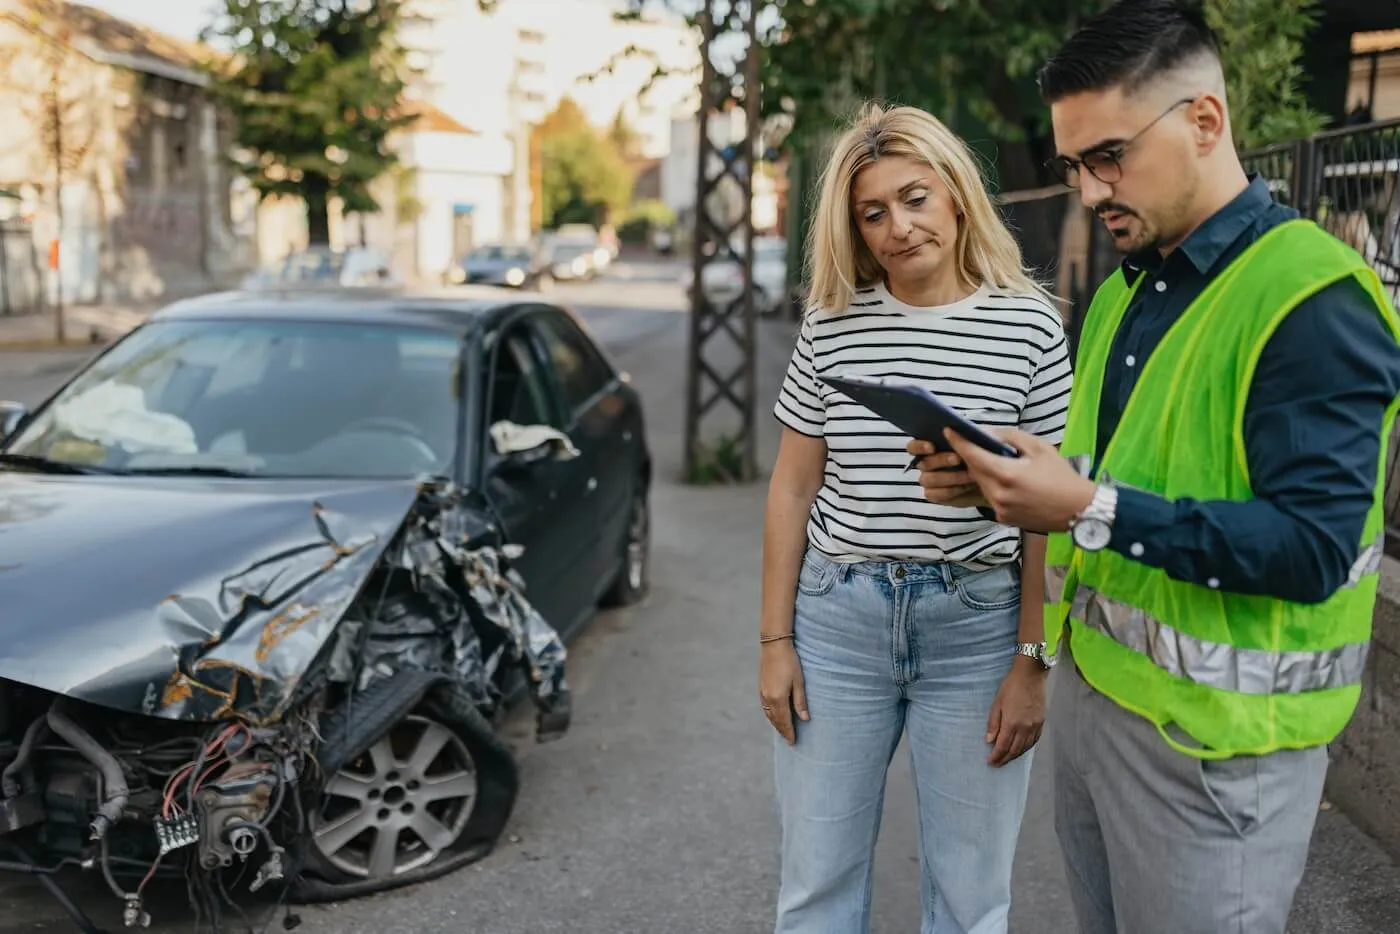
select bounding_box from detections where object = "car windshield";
[4,319,463,480]
[468,245,529,262]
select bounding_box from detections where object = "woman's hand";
[759,640,809,745]
[985,657,1047,766]
[905,442,991,508]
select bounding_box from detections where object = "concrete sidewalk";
[0,301,162,349]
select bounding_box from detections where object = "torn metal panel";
[0,472,421,721]
[355,488,571,738]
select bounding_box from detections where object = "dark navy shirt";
[1097,174,1400,604]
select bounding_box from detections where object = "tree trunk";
[304,176,331,246]
[305,197,330,246]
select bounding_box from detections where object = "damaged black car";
[0,288,651,929]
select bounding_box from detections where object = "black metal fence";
[1000,117,1400,557]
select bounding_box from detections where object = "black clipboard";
[817,372,1021,461]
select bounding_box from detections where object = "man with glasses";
[909,1,1400,931]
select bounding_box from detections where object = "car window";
[4,320,462,480]
[488,327,559,430]
[531,311,614,415]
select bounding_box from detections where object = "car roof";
[148,285,556,332]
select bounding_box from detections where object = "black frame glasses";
[1045,97,1196,189]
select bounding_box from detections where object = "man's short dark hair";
[1037,0,1221,104]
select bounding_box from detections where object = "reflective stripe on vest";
[1046,563,1067,605]
[1070,585,1370,695]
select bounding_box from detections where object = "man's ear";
[1189,92,1229,153]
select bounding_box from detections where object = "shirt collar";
[1120,173,1274,282]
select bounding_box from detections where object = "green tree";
[537,98,634,228]
[1206,0,1326,149]
[201,0,415,245]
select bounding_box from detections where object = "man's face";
[1049,86,1200,255]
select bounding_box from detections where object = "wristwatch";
[1015,641,1054,670]
[1069,483,1118,552]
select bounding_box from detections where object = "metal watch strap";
[1073,483,1118,528]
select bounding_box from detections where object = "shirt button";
[1154,280,1167,293]
[1125,354,1136,367]
[1130,542,1145,557]
[1208,577,1220,589]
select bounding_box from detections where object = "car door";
[527,307,635,600]
[479,318,595,634]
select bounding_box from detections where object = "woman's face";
[850,155,961,289]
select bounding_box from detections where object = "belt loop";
[940,562,955,592]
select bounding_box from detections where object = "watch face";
[1072,517,1112,551]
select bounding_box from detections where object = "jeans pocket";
[1198,755,1260,840]
[797,550,839,597]
[952,563,1021,612]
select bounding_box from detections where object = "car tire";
[291,678,519,902]
[600,480,650,608]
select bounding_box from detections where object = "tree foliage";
[1205,0,1326,149]
[536,98,635,228]
[763,0,1324,154]
[201,0,415,244]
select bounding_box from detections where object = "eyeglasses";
[1045,97,1196,189]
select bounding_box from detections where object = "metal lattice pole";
[683,0,761,484]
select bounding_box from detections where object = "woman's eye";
[907,194,927,207]
[863,210,884,223]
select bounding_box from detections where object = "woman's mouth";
[893,242,927,257]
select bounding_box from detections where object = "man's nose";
[1079,172,1113,209]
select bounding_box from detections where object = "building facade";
[0,0,254,308]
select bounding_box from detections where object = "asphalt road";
[3,261,1400,933]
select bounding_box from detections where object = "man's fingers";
[988,727,1019,767]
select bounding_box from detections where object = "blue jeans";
[773,548,1032,934]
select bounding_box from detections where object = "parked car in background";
[241,246,398,290]
[681,235,790,316]
[0,287,651,926]
[545,240,599,282]
[548,224,612,273]
[448,243,548,290]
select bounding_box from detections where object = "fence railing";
[1000,117,1400,556]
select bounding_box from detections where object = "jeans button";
[894,567,906,579]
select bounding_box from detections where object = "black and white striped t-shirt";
[774,281,1073,570]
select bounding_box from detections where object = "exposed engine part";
[0,792,43,834]
[154,813,199,854]
[46,703,129,841]
[1,716,47,797]
[196,772,277,869]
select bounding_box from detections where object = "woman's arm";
[758,427,827,744]
[985,530,1049,767]
[760,428,828,638]
[1017,531,1047,647]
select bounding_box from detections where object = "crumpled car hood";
[0,472,422,721]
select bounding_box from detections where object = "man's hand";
[910,428,1096,533]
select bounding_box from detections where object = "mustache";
[1095,202,1137,219]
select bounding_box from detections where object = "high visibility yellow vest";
[1046,219,1400,759]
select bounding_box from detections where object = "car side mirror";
[0,401,29,443]
[499,440,554,474]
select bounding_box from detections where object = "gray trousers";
[1048,640,1328,934]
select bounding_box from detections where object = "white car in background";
[681,235,790,316]
[241,247,398,290]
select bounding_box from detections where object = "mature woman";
[759,102,1073,933]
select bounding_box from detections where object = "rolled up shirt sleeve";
[1108,276,1400,603]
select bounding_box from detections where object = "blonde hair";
[805,102,1055,313]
